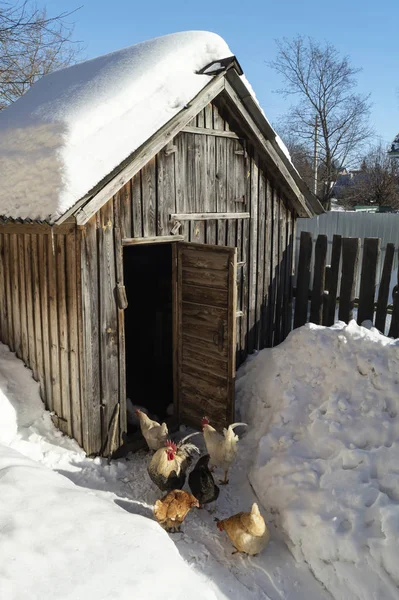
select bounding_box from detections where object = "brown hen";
[217,503,270,555]
[154,489,199,532]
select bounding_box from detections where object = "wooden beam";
[223,81,313,218]
[182,125,239,139]
[170,212,250,221]
[0,221,75,235]
[122,235,184,246]
[74,75,226,226]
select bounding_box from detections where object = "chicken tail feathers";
[178,431,202,446]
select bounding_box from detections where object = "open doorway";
[123,243,174,439]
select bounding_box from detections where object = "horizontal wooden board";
[181,347,227,376]
[182,332,228,359]
[181,303,227,344]
[171,212,250,221]
[181,246,230,270]
[180,395,226,427]
[181,360,227,386]
[182,284,227,307]
[182,266,228,289]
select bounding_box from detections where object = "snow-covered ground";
[239,321,399,600]
[0,341,330,600]
[1,320,398,599]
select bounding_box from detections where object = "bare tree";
[269,36,372,208]
[0,1,81,110]
[335,143,399,210]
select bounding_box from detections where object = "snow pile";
[238,321,399,600]
[0,31,231,222]
[0,444,217,600]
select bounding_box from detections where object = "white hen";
[201,417,247,484]
[136,409,168,451]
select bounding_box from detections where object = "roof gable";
[0,31,231,223]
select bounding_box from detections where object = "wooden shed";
[0,33,322,456]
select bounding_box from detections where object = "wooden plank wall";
[108,100,296,367]
[0,227,83,447]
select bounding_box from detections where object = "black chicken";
[188,454,220,507]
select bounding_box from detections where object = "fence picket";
[326,235,342,326]
[375,243,395,333]
[309,235,327,325]
[294,231,312,328]
[388,265,399,338]
[357,238,381,325]
[338,238,360,324]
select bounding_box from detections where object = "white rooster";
[201,416,247,484]
[135,409,168,451]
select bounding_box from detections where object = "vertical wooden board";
[157,145,176,237]
[204,105,217,244]
[24,236,35,373]
[255,171,266,350]
[338,238,360,324]
[214,107,227,245]
[375,243,395,334]
[113,198,127,448]
[65,230,82,446]
[283,209,295,340]
[192,132,206,243]
[76,229,86,449]
[30,235,42,388]
[10,234,21,358]
[269,188,280,346]
[131,172,143,238]
[226,247,237,424]
[119,182,132,240]
[309,234,328,325]
[247,156,259,353]
[388,263,399,338]
[56,235,71,436]
[17,235,28,365]
[278,201,289,342]
[357,238,381,325]
[326,235,342,326]
[226,138,236,248]
[141,157,157,237]
[81,218,102,454]
[175,132,188,240]
[3,235,13,350]
[98,202,119,456]
[261,177,272,347]
[294,231,313,329]
[47,232,62,421]
[0,234,7,345]
[38,235,52,409]
[274,195,286,345]
[239,152,251,361]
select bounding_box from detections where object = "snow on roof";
[0,31,232,222]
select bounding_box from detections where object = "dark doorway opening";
[123,243,174,436]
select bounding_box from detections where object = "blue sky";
[42,0,398,149]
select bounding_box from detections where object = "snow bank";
[0,31,231,222]
[0,444,216,600]
[238,321,399,600]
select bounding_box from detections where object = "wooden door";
[175,242,237,430]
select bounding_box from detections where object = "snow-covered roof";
[0,30,320,223]
[0,31,232,222]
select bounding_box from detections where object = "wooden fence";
[294,231,399,338]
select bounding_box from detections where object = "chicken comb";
[165,439,177,452]
[201,416,210,426]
